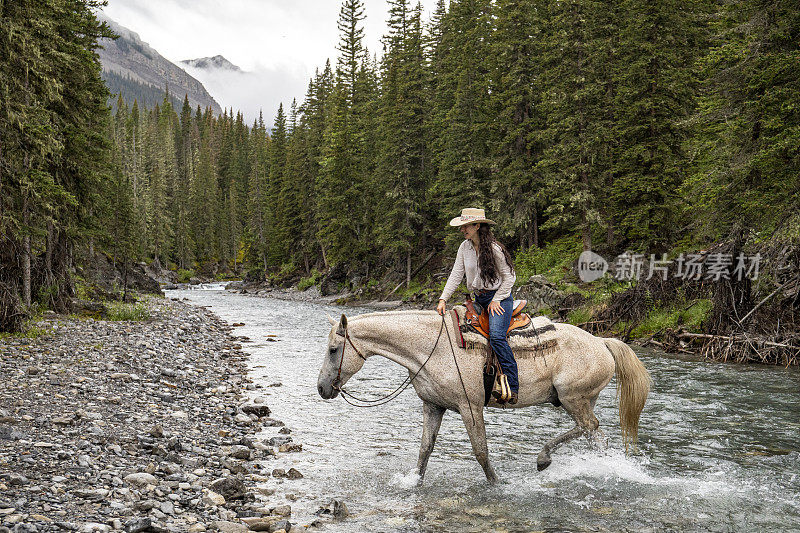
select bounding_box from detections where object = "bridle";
[331,313,476,425]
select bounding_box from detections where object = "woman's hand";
[436,299,447,316]
[488,301,505,316]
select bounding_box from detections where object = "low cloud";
[181,62,308,127]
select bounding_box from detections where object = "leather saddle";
[464,299,530,339]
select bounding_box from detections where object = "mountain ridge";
[97,12,222,114]
[181,55,243,72]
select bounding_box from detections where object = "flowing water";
[169,285,800,532]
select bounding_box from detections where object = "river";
[168,284,800,532]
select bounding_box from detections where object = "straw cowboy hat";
[449,207,496,227]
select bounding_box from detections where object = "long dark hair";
[477,224,514,286]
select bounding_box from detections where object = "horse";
[317,309,651,484]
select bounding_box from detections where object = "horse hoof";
[537,456,552,471]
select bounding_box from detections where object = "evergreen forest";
[1,0,798,353]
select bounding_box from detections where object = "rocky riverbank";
[0,297,340,533]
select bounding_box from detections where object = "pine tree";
[376,1,429,284]
[488,0,548,249]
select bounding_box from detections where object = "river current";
[168,285,800,532]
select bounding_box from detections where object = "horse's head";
[317,313,366,399]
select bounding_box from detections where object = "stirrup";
[491,374,511,403]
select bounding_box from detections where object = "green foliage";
[514,235,583,282]
[566,308,593,327]
[298,269,323,291]
[629,299,713,338]
[176,269,195,283]
[107,301,150,321]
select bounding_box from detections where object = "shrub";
[107,302,150,321]
[298,269,322,291]
[177,269,195,283]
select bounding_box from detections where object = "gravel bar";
[0,297,310,533]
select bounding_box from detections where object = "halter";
[332,313,476,425]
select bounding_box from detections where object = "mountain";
[181,55,242,72]
[97,12,222,114]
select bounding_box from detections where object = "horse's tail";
[604,338,651,450]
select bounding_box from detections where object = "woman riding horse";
[436,207,519,404]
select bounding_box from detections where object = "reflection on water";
[170,285,800,532]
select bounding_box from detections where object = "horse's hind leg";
[416,401,446,484]
[537,397,599,471]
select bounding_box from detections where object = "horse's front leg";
[460,405,498,484]
[416,400,446,484]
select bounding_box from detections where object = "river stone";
[241,404,270,418]
[208,521,246,533]
[268,436,292,447]
[315,499,349,519]
[80,524,111,533]
[124,472,158,487]
[202,490,226,506]
[267,520,291,533]
[241,517,279,531]
[278,443,301,453]
[124,517,152,533]
[229,445,251,460]
[271,505,291,517]
[209,477,246,500]
[286,468,303,480]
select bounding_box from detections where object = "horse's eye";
[329,346,338,354]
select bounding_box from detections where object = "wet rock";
[271,469,286,478]
[271,505,291,517]
[267,520,291,533]
[315,499,349,519]
[229,445,251,460]
[286,468,303,480]
[209,477,247,501]
[278,443,302,453]
[268,436,292,447]
[240,404,270,418]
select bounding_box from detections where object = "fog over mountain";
[97,12,221,114]
[178,60,304,126]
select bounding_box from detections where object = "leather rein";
[332,313,476,425]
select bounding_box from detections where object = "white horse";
[317,310,650,483]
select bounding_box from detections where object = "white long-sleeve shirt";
[439,240,516,303]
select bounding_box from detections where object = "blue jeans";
[474,290,518,393]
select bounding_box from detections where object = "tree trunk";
[406,250,411,288]
[22,194,31,308]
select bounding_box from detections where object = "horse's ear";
[326,313,336,326]
[337,313,347,335]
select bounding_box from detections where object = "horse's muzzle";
[317,383,340,399]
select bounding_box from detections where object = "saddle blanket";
[452,305,559,359]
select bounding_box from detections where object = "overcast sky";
[102,0,440,125]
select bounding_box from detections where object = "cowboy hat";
[449,207,496,227]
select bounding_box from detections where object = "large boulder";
[514,275,566,312]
